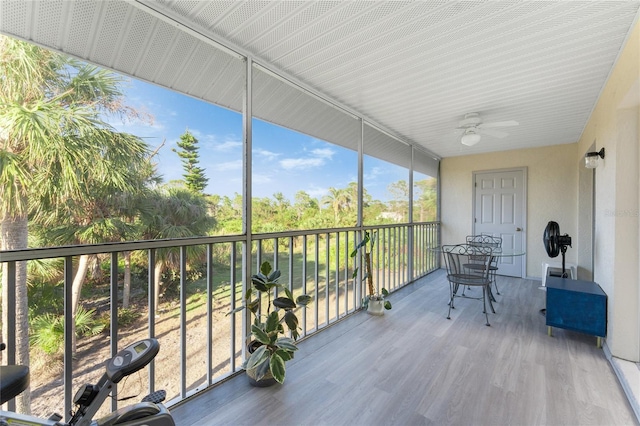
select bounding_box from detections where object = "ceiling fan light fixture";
[461,131,482,146]
[585,147,605,168]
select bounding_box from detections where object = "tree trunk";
[90,254,103,282]
[154,262,164,315]
[1,214,31,414]
[123,251,131,309]
[71,254,90,355]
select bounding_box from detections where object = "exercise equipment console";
[0,338,175,426]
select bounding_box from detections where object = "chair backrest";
[466,234,502,249]
[442,244,493,280]
[466,235,502,268]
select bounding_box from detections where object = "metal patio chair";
[442,244,495,326]
[466,234,502,296]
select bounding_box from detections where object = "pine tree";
[173,130,208,194]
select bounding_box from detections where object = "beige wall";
[439,20,639,362]
[441,143,578,279]
[577,20,640,361]
[441,21,639,362]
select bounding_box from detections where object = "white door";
[474,169,526,277]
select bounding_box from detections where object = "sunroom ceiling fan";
[456,112,519,146]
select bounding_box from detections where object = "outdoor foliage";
[0,34,437,365]
[173,130,209,194]
[30,306,104,355]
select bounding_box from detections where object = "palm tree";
[322,187,348,226]
[0,35,149,412]
[387,180,410,222]
[139,187,216,313]
[40,174,155,353]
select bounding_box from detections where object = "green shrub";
[30,313,64,354]
[75,306,106,337]
[30,306,105,354]
[97,307,142,330]
[28,280,64,317]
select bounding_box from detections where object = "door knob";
[516,227,522,231]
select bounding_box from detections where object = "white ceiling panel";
[1,0,638,160]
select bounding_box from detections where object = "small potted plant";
[351,231,392,315]
[229,261,311,386]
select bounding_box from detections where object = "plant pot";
[367,298,385,316]
[246,365,279,387]
[245,340,279,387]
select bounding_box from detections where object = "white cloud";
[215,139,242,151]
[254,148,280,160]
[305,185,328,199]
[310,148,335,159]
[278,147,336,170]
[364,167,385,180]
[216,160,243,171]
[280,157,325,170]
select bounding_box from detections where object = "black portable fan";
[543,221,572,278]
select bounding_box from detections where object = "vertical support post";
[301,235,307,336]
[242,57,253,358]
[436,162,442,269]
[206,244,213,387]
[335,232,340,317]
[5,261,17,411]
[63,256,73,421]
[325,233,330,325]
[356,119,364,306]
[230,243,238,372]
[148,249,156,391]
[344,232,349,312]
[180,246,187,399]
[110,252,119,411]
[314,234,320,332]
[408,147,415,280]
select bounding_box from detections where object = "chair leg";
[492,271,500,295]
[447,283,455,319]
[487,286,496,314]
[482,287,490,326]
[488,285,497,302]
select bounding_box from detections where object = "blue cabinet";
[546,277,607,347]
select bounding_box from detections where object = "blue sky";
[110,77,409,203]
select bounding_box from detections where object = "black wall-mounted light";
[585,147,605,169]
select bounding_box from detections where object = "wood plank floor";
[171,270,638,426]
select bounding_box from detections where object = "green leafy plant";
[229,261,311,384]
[30,313,64,354]
[74,306,106,336]
[351,231,392,311]
[30,306,105,354]
[98,307,142,330]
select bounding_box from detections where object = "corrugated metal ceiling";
[1,1,638,159]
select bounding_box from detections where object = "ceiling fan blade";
[480,128,509,138]
[478,120,519,128]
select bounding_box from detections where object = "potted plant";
[351,231,392,315]
[229,261,311,386]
